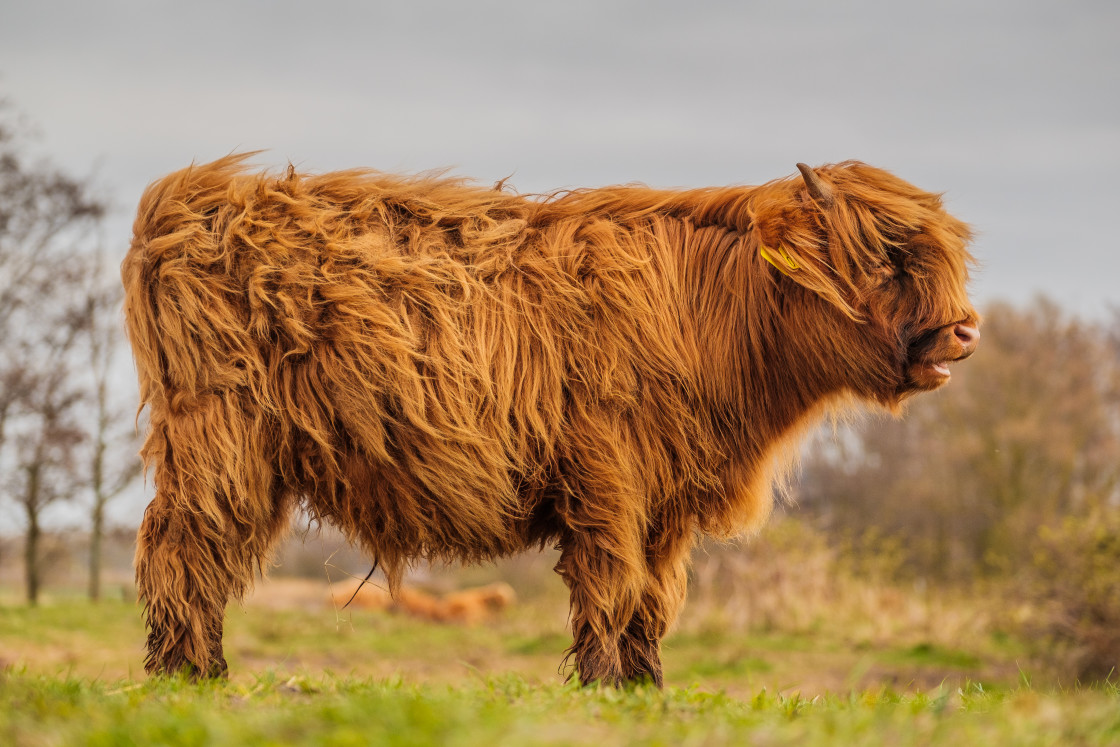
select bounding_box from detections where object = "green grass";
[885,643,983,670]
[1,592,1114,745]
[2,672,1120,746]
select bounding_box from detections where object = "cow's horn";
[796,163,833,207]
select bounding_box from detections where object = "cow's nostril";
[954,324,980,347]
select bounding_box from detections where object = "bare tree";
[12,346,87,605]
[0,99,106,603]
[83,254,140,601]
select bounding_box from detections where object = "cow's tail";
[121,152,263,417]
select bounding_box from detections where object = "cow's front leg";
[617,528,695,688]
[555,525,646,686]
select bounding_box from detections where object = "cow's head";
[751,161,979,407]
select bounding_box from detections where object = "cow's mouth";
[904,323,979,391]
[907,360,951,390]
[923,361,952,378]
[908,358,956,389]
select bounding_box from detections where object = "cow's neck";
[669,215,845,456]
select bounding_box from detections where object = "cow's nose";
[954,324,980,355]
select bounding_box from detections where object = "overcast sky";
[1,1,1118,528]
[2,0,1117,318]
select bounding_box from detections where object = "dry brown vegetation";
[797,301,1120,682]
[687,521,992,651]
[1014,507,1120,681]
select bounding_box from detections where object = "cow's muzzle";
[907,322,980,390]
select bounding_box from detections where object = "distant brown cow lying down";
[335,581,516,625]
[123,157,978,686]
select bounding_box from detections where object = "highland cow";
[123,156,978,686]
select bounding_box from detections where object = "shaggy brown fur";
[123,156,978,686]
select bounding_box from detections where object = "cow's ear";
[796,163,833,209]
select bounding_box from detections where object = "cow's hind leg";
[135,394,287,678]
[137,496,236,678]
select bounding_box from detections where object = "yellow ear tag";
[760,245,801,275]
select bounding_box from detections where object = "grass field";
[4,670,1120,746]
[2,572,1119,746]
